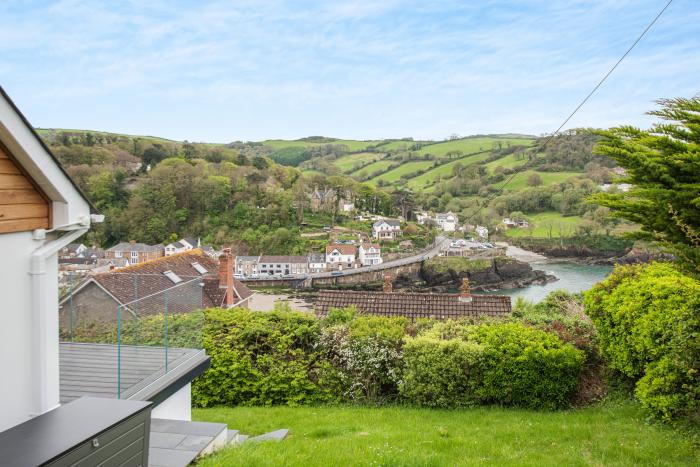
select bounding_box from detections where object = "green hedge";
[401,322,584,409]
[584,262,700,420]
[192,308,340,407]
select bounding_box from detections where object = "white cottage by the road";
[0,87,96,432]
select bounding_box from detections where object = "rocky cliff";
[419,256,554,292]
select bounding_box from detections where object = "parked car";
[234,273,244,279]
[331,271,342,276]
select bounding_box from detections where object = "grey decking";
[59,342,204,403]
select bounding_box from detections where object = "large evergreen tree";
[590,97,700,273]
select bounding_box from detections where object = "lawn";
[505,211,583,238]
[194,400,698,466]
[493,170,583,191]
[406,152,492,190]
[333,152,384,173]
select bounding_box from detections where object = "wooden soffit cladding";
[0,141,50,233]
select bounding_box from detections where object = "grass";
[262,139,380,152]
[484,152,532,171]
[333,152,384,172]
[194,400,698,466]
[367,160,436,185]
[406,152,492,190]
[424,256,492,274]
[493,170,583,191]
[505,211,583,238]
[350,159,397,178]
[416,136,534,157]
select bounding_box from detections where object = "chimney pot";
[459,277,472,303]
[383,274,393,293]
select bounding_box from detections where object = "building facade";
[358,243,382,266]
[372,220,402,240]
[105,241,164,265]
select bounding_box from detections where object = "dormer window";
[163,270,182,284]
[191,262,208,275]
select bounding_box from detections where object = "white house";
[165,236,199,256]
[0,87,97,432]
[435,212,459,232]
[372,219,402,240]
[308,252,326,273]
[341,201,355,212]
[475,225,489,239]
[415,211,430,225]
[358,243,382,266]
[325,244,357,269]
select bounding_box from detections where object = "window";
[115,252,122,258]
[163,270,182,284]
[191,262,208,275]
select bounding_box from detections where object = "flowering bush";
[320,315,406,402]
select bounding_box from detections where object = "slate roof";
[259,255,308,264]
[373,219,401,228]
[68,250,252,311]
[107,242,164,253]
[326,244,357,255]
[308,253,326,263]
[315,290,511,320]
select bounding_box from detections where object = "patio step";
[249,428,289,442]
[148,418,228,467]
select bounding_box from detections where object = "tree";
[527,173,542,187]
[590,97,700,273]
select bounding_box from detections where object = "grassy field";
[350,159,397,177]
[366,160,436,185]
[416,137,534,158]
[195,400,698,466]
[262,139,380,152]
[332,152,384,172]
[493,170,583,191]
[373,140,427,151]
[484,152,532,172]
[406,152,492,190]
[505,211,583,238]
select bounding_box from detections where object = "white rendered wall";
[151,383,192,421]
[0,231,60,432]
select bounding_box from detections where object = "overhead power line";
[464,0,674,224]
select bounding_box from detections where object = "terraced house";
[105,240,164,265]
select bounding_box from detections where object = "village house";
[475,225,489,239]
[59,249,253,329]
[309,187,336,212]
[372,219,402,240]
[258,255,309,276]
[164,236,199,256]
[326,244,357,269]
[105,240,164,265]
[59,242,86,258]
[414,211,430,224]
[308,252,327,273]
[315,276,511,320]
[435,212,459,232]
[236,255,261,276]
[358,243,382,266]
[502,217,529,228]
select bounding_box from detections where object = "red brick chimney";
[383,274,393,293]
[459,277,472,303]
[218,247,235,307]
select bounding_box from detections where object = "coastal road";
[309,235,450,279]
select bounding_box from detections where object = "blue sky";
[1,0,698,142]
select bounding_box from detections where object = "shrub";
[320,314,407,402]
[401,337,484,408]
[584,262,700,420]
[193,308,340,408]
[402,321,584,409]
